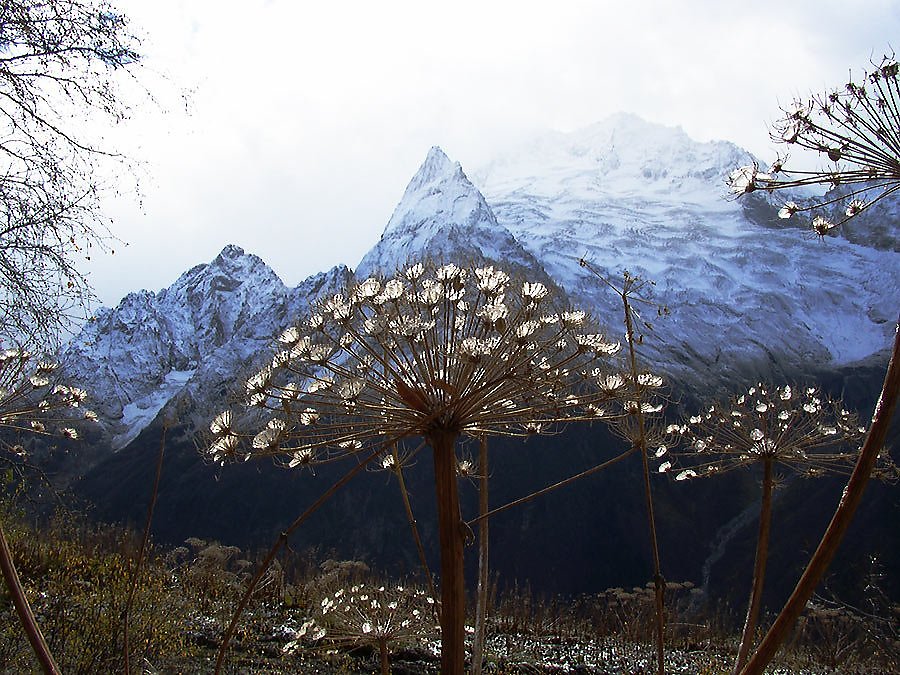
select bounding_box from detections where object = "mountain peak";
[401,145,463,196]
[217,244,246,260]
[474,113,751,200]
[356,147,530,277]
[377,147,496,241]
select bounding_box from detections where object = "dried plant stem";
[638,431,666,675]
[214,447,382,675]
[123,424,167,675]
[431,430,466,675]
[577,259,667,671]
[391,443,439,620]
[468,446,636,526]
[472,436,490,675]
[378,636,390,675]
[0,517,60,675]
[620,290,666,675]
[734,457,774,674]
[740,318,900,675]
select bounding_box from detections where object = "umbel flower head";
[727,55,900,237]
[663,383,875,480]
[0,347,96,451]
[313,581,436,650]
[208,261,629,465]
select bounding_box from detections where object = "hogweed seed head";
[737,54,900,234]
[0,349,95,454]
[208,261,630,464]
[312,580,436,652]
[665,383,880,479]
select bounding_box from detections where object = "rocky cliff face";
[62,245,351,450]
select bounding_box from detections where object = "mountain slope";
[62,245,351,451]
[471,114,899,385]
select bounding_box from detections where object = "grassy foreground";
[0,506,896,674]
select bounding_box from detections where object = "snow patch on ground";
[112,369,195,450]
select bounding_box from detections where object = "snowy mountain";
[356,146,549,280]
[61,112,899,456]
[62,245,351,450]
[55,114,900,608]
[470,113,898,383]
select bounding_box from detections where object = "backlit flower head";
[0,348,96,452]
[666,383,875,479]
[738,54,900,234]
[208,261,629,465]
[728,164,773,195]
[310,577,437,653]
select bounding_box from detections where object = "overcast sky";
[88,0,900,307]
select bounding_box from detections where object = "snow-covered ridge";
[61,245,350,448]
[470,116,898,381]
[62,113,899,454]
[473,112,751,205]
[357,146,547,280]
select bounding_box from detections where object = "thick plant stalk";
[430,430,465,675]
[378,636,390,675]
[740,318,900,675]
[123,425,167,675]
[623,292,666,675]
[733,457,774,674]
[472,436,490,675]
[0,517,60,675]
[214,448,381,674]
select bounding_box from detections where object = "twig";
[622,290,667,675]
[472,435,490,675]
[733,457,774,673]
[467,446,636,526]
[0,516,60,674]
[391,441,439,618]
[123,423,167,675]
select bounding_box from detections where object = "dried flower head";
[312,580,437,653]
[730,54,900,237]
[666,383,869,479]
[209,261,627,465]
[0,347,95,454]
[209,260,633,673]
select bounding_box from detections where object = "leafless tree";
[0,3,143,672]
[0,0,143,349]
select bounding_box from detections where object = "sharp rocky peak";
[60,247,350,451]
[357,146,534,277]
[380,145,498,238]
[404,146,459,192]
